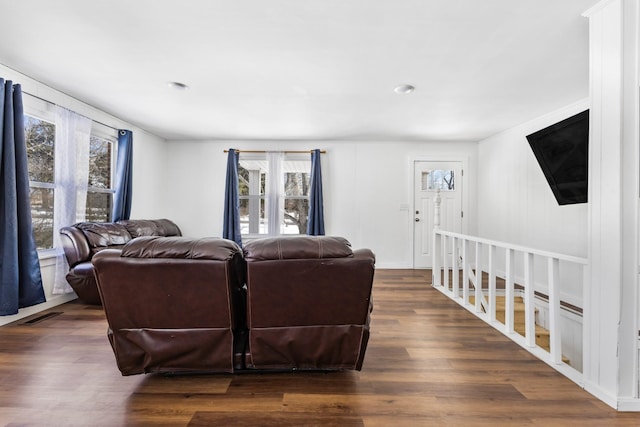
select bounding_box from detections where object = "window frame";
[85,125,117,223]
[23,95,117,251]
[238,152,311,239]
[24,98,57,252]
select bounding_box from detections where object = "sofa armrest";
[353,248,376,264]
[60,226,91,267]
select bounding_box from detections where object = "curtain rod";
[224,149,326,154]
[22,90,121,133]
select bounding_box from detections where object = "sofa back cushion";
[121,236,242,261]
[243,236,352,261]
[117,219,182,238]
[242,236,375,370]
[152,219,182,237]
[75,222,132,257]
[92,236,246,374]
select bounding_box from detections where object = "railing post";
[505,248,515,333]
[462,238,469,304]
[432,231,441,287]
[524,252,536,348]
[548,257,562,364]
[488,245,496,323]
[452,237,459,298]
[432,189,442,288]
[433,188,441,230]
[474,241,482,313]
[443,236,450,292]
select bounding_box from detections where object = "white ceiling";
[0,0,598,142]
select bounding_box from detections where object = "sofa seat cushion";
[243,236,353,261]
[121,236,242,261]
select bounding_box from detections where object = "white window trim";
[24,97,117,251]
[239,152,311,239]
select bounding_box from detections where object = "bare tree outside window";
[284,172,310,234]
[25,116,55,249]
[25,114,115,249]
[239,156,310,236]
[86,136,113,222]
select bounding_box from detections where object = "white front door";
[413,161,463,268]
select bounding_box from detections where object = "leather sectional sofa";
[91,235,375,375]
[59,219,182,305]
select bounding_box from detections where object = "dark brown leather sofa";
[92,236,245,375]
[243,236,375,371]
[59,219,181,305]
[91,235,375,375]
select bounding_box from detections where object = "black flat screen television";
[526,110,589,205]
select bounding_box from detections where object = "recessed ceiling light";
[167,81,189,91]
[394,84,415,94]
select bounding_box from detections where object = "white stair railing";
[431,191,589,384]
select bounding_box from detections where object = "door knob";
[415,218,420,222]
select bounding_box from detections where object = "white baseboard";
[617,398,640,411]
[0,293,78,327]
[582,380,619,409]
[375,262,413,269]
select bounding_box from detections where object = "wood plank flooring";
[1,269,640,426]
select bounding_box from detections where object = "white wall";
[128,130,169,219]
[476,99,589,308]
[0,64,168,325]
[477,99,589,258]
[163,139,478,268]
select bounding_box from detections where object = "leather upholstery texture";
[91,235,375,376]
[93,237,245,375]
[242,235,353,260]
[59,219,182,305]
[243,236,375,371]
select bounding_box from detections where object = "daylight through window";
[25,115,56,249]
[238,154,311,236]
[24,105,116,250]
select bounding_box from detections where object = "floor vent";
[22,312,63,325]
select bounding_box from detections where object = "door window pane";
[422,169,455,191]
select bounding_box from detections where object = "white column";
[583,0,640,409]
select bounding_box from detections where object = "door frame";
[410,155,471,269]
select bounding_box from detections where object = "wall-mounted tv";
[526,110,589,205]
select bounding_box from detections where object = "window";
[86,135,114,222]
[422,169,455,191]
[283,161,311,234]
[25,115,56,249]
[238,154,311,236]
[24,99,116,250]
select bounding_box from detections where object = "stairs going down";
[471,294,570,365]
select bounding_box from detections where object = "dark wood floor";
[1,269,640,426]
